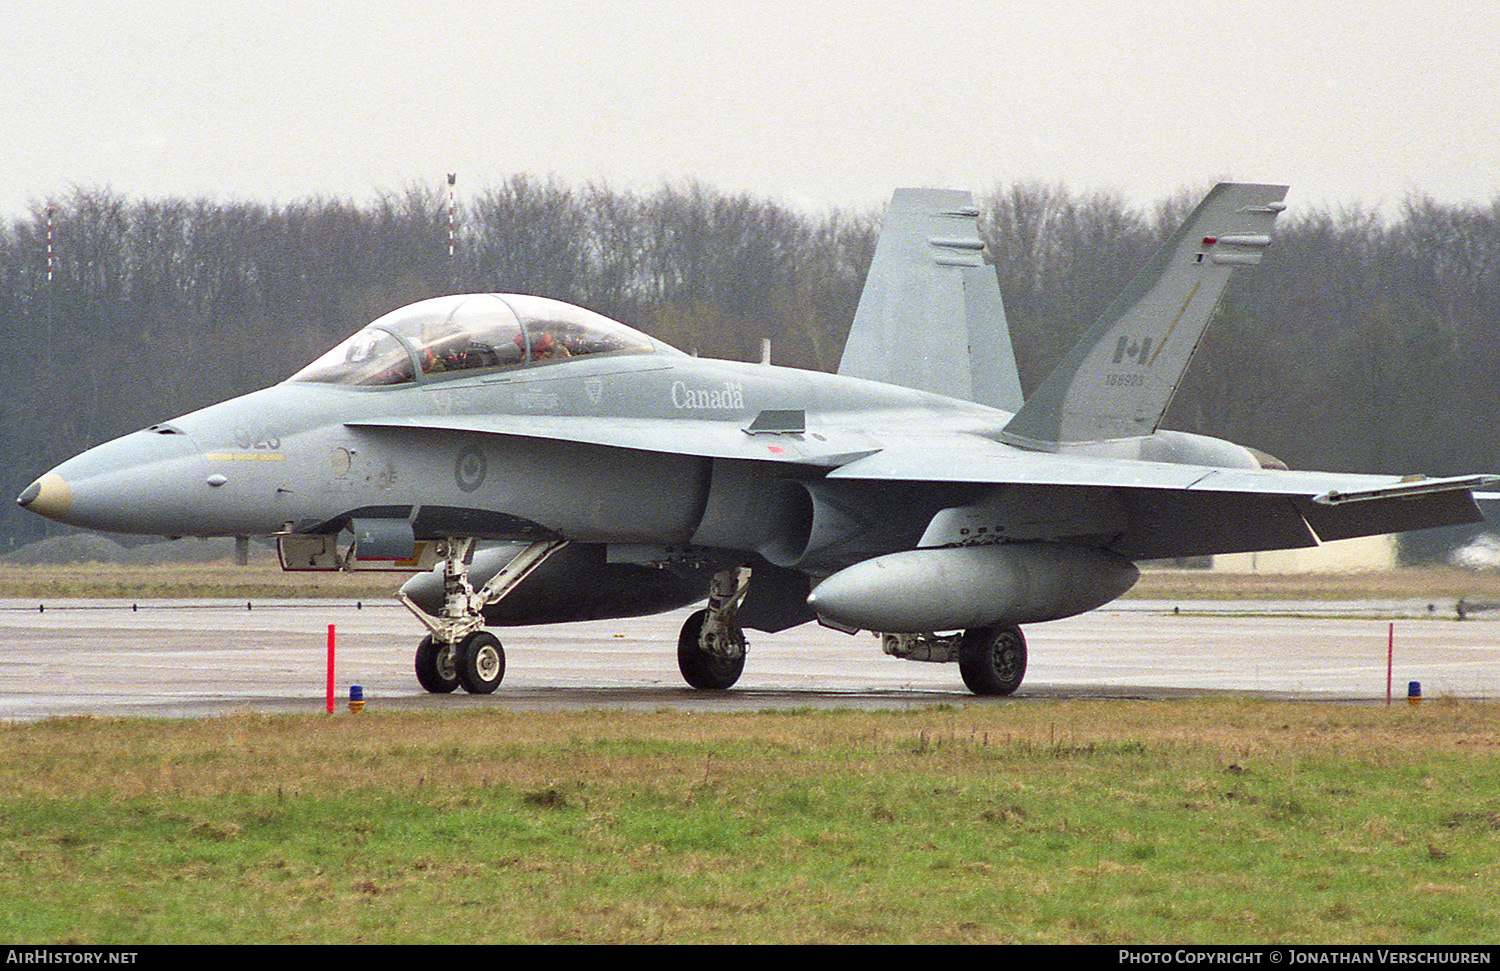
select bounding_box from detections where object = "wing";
[345,414,880,467]
[350,413,1490,561]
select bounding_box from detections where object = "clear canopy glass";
[289,294,664,386]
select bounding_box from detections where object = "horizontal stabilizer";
[1004,183,1288,447]
[828,438,1494,558]
[1312,475,1498,504]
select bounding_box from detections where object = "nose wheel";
[454,631,505,694]
[414,635,460,693]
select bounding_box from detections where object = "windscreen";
[288,327,416,386]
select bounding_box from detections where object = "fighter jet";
[18,184,1494,697]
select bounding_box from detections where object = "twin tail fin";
[837,189,1023,413]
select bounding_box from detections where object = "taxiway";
[1,596,1494,721]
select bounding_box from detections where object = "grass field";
[2,701,1498,944]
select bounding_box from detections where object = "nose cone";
[17,429,212,534]
[17,472,72,518]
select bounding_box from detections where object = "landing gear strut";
[677,567,750,690]
[398,538,566,695]
[879,623,1029,696]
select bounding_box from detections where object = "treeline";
[3,177,1498,554]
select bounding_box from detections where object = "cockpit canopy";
[289,294,668,386]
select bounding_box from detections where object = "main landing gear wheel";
[677,608,746,690]
[415,635,460,694]
[455,631,506,694]
[958,624,1027,697]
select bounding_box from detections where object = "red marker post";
[1386,622,1394,706]
[326,624,336,714]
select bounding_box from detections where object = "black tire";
[455,630,505,694]
[677,608,746,690]
[958,624,1027,696]
[414,635,460,694]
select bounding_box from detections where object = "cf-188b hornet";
[19,184,1494,696]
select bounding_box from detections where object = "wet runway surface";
[1,597,1495,720]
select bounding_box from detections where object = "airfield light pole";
[44,203,55,363]
[447,173,457,290]
[31,203,59,548]
[44,204,55,360]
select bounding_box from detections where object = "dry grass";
[1130,567,1500,601]
[5,558,1500,602]
[0,560,402,599]
[7,700,1499,801]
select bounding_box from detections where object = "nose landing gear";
[399,538,565,695]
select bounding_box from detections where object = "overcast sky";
[5,1,1497,220]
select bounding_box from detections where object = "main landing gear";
[881,623,1028,696]
[677,567,750,690]
[957,625,1028,696]
[399,538,565,695]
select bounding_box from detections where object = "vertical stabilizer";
[838,189,1023,413]
[1002,183,1287,448]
